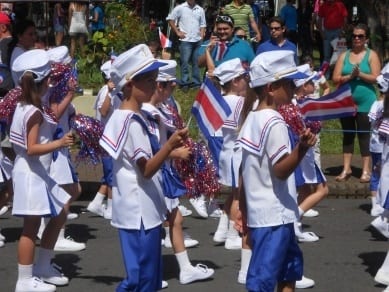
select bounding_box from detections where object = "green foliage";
[77,3,153,89]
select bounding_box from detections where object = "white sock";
[227,220,239,239]
[215,213,229,234]
[175,250,191,271]
[164,226,170,240]
[107,198,113,210]
[92,192,105,205]
[18,264,33,281]
[240,248,252,273]
[35,247,54,270]
[298,207,304,218]
[371,196,377,206]
[381,251,389,272]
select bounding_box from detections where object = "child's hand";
[299,128,317,149]
[234,209,248,235]
[107,80,115,92]
[172,146,192,160]
[60,131,74,148]
[167,128,189,150]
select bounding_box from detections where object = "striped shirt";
[224,3,254,34]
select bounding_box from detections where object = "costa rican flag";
[379,119,389,136]
[297,84,356,121]
[191,77,232,138]
[158,27,172,49]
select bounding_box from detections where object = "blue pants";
[323,28,342,63]
[179,40,202,87]
[116,224,162,292]
[247,223,303,292]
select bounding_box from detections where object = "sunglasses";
[269,26,282,31]
[216,15,234,26]
[352,34,366,39]
[236,34,247,40]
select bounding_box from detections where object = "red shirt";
[318,1,348,30]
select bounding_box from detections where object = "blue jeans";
[179,40,202,86]
[323,28,342,63]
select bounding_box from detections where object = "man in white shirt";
[167,0,206,90]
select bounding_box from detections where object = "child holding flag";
[236,50,316,291]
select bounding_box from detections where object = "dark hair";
[353,23,370,38]
[268,16,285,27]
[301,55,314,65]
[215,14,234,27]
[7,19,35,67]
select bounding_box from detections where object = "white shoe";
[86,202,105,217]
[225,236,242,250]
[0,240,4,248]
[0,205,8,216]
[178,205,192,217]
[66,213,78,220]
[303,209,319,217]
[237,270,246,284]
[189,195,208,218]
[208,199,222,218]
[371,216,389,238]
[161,280,168,289]
[375,268,389,286]
[297,231,319,243]
[296,275,315,288]
[164,233,199,248]
[179,264,214,284]
[383,287,389,292]
[15,277,56,292]
[34,263,69,286]
[54,236,86,252]
[0,229,5,241]
[103,205,112,220]
[371,204,385,217]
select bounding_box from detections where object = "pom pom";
[69,114,106,165]
[0,87,22,125]
[48,63,77,104]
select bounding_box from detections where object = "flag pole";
[186,115,192,129]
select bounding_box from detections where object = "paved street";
[0,197,388,292]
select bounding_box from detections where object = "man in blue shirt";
[279,0,298,44]
[256,16,297,63]
[198,14,255,70]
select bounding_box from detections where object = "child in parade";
[11,49,74,292]
[99,44,188,291]
[371,63,389,289]
[211,58,247,251]
[142,59,214,285]
[236,50,316,291]
[87,60,120,219]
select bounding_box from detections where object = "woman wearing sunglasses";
[332,23,381,183]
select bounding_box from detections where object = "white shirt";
[237,109,298,227]
[368,100,384,153]
[100,110,167,230]
[166,1,206,42]
[93,84,121,125]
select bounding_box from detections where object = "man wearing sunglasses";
[255,16,297,63]
[198,14,255,69]
[167,0,206,90]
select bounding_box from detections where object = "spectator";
[297,0,314,57]
[256,16,297,63]
[318,0,348,64]
[90,1,105,35]
[166,0,206,91]
[223,0,261,42]
[68,1,89,57]
[198,14,255,69]
[332,23,381,183]
[279,0,298,45]
[53,2,66,46]
[8,19,36,86]
[0,12,13,96]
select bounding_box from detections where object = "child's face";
[131,70,159,103]
[303,81,315,95]
[272,79,295,105]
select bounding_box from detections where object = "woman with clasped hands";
[332,23,381,183]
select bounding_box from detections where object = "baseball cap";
[214,58,247,85]
[249,50,308,88]
[156,59,177,82]
[12,49,51,84]
[110,44,167,91]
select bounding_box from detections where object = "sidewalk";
[73,94,370,199]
